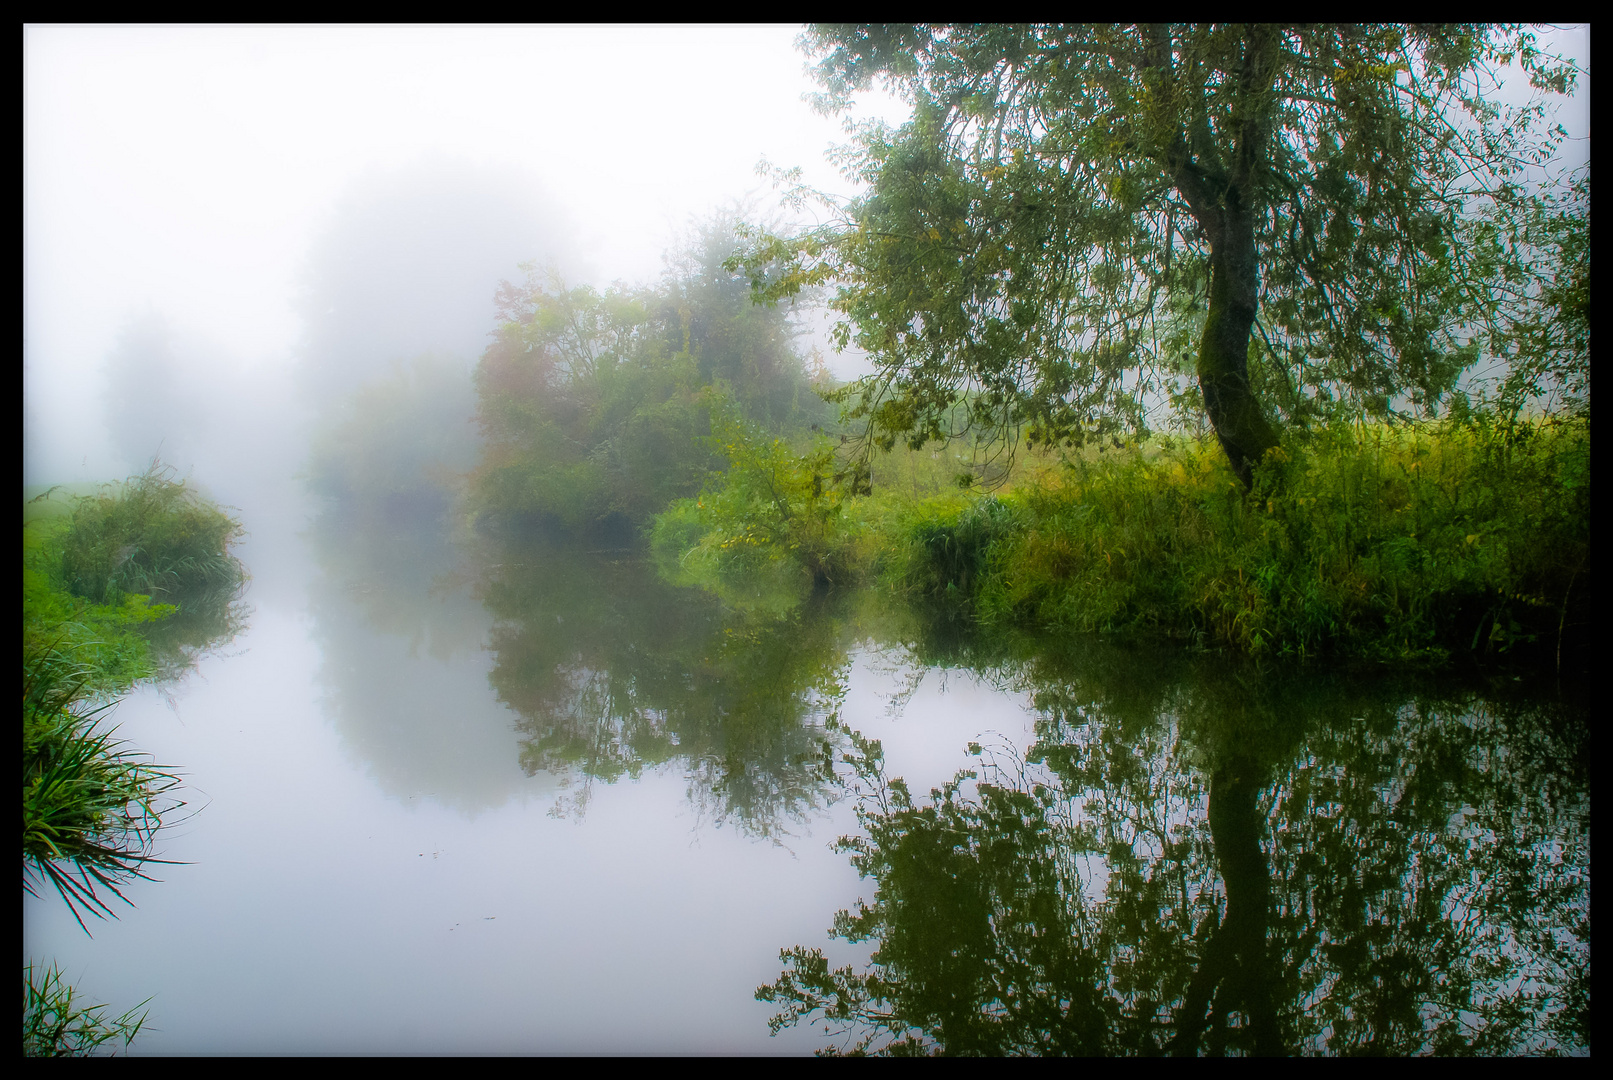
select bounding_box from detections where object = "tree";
[739,25,1581,488]
[471,216,828,536]
[759,639,1590,1055]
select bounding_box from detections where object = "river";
[23,488,1589,1055]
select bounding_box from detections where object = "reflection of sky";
[309,569,556,815]
[22,540,1586,1052]
[21,525,1052,1051]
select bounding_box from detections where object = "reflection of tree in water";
[301,494,556,814]
[478,536,850,840]
[762,634,1588,1055]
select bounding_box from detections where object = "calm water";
[23,493,1589,1055]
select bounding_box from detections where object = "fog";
[23,24,1587,492]
[23,25,912,491]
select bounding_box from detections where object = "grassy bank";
[653,413,1590,670]
[23,465,246,1054]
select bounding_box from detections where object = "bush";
[961,415,1590,665]
[26,464,248,688]
[651,402,867,609]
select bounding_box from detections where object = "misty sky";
[23,25,1588,488]
[24,25,913,486]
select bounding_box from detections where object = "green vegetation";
[656,413,1589,669]
[734,25,1584,490]
[23,961,149,1057]
[23,641,183,931]
[651,403,868,609]
[25,464,248,687]
[23,464,244,1054]
[645,25,1588,674]
[470,217,831,539]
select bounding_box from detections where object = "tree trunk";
[1169,758,1284,1055]
[1198,207,1280,490]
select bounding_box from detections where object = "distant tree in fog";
[293,159,569,404]
[101,312,210,475]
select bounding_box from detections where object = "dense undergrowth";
[652,412,1590,671]
[25,465,249,688]
[23,464,245,1055]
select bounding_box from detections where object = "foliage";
[884,414,1588,667]
[23,520,172,697]
[1482,167,1590,420]
[652,399,868,604]
[56,463,245,609]
[470,215,830,538]
[23,640,184,933]
[889,495,1020,607]
[25,465,249,687]
[736,24,1583,486]
[23,961,148,1057]
[654,410,1588,669]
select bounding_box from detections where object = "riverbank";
[23,466,247,1055]
[652,413,1590,672]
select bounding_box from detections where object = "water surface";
[23,498,1588,1055]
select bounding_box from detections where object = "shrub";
[27,464,248,687]
[58,463,245,610]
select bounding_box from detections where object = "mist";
[24,25,911,493]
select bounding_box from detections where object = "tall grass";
[23,641,184,933]
[656,411,1589,668]
[58,462,245,610]
[22,961,149,1057]
[892,415,1589,666]
[25,462,249,687]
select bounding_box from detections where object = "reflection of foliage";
[303,493,483,661]
[477,535,849,839]
[763,639,1588,1055]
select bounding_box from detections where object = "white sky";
[23,24,912,484]
[22,24,1588,486]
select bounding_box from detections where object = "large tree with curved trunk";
[740,24,1581,488]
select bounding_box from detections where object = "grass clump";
[25,463,248,687]
[56,462,245,610]
[23,641,184,932]
[22,961,149,1057]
